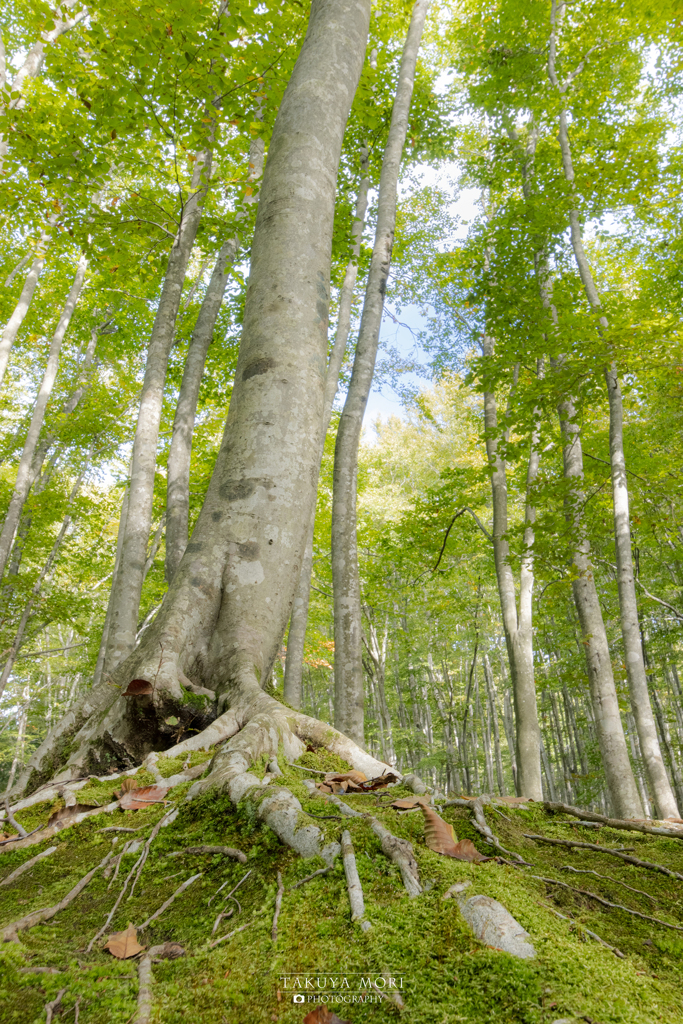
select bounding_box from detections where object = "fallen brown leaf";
[47,803,100,826]
[418,804,490,861]
[104,923,144,959]
[303,1007,351,1024]
[391,796,429,810]
[122,679,154,697]
[315,770,400,795]
[118,785,169,810]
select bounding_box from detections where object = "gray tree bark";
[557,393,643,818]
[165,134,266,582]
[0,220,56,391]
[103,149,213,675]
[20,0,381,795]
[548,0,677,819]
[332,0,431,745]
[0,256,87,581]
[482,350,543,800]
[283,148,370,708]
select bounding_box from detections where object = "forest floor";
[1,749,682,1024]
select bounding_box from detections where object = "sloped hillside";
[1,751,682,1024]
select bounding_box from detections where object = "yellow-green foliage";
[1,773,682,1023]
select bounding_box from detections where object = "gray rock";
[457,893,536,959]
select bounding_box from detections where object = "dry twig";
[0,845,57,887]
[138,872,202,931]
[531,874,683,932]
[44,988,67,1024]
[3,796,27,838]
[166,844,246,863]
[560,864,657,902]
[544,801,683,841]
[524,833,683,881]
[271,871,284,942]
[288,866,333,891]
[2,849,114,942]
[541,902,625,958]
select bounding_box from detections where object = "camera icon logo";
[293,994,305,1004]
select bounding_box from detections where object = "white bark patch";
[234,560,265,586]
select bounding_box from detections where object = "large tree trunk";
[102,149,212,675]
[547,11,677,818]
[332,0,431,745]
[283,148,370,708]
[557,394,643,819]
[0,256,87,581]
[165,134,266,583]
[482,348,543,800]
[18,0,382,810]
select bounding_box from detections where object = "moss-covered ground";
[1,751,682,1023]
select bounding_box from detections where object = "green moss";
[155,750,212,778]
[2,787,682,1023]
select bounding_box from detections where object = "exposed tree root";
[289,866,333,890]
[531,874,683,932]
[208,918,253,949]
[0,845,57,887]
[138,873,202,931]
[544,801,683,840]
[128,808,177,899]
[166,845,247,863]
[271,871,284,942]
[135,943,186,1024]
[445,797,530,865]
[341,830,371,932]
[304,779,422,895]
[524,833,683,880]
[2,848,115,942]
[560,864,657,902]
[3,796,27,837]
[541,903,625,958]
[44,988,67,1024]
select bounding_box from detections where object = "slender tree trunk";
[283,149,370,708]
[103,150,213,674]
[5,700,28,793]
[0,256,87,581]
[483,654,506,795]
[0,466,87,700]
[482,348,543,799]
[557,395,642,817]
[546,0,666,818]
[0,238,51,389]
[332,0,430,743]
[165,135,266,582]
[651,686,683,813]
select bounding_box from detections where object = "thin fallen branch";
[166,844,247,863]
[45,988,67,1024]
[541,902,625,958]
[212,908,234,935]
[138,872,202,931]
[271,871,284,942]
[287,762,329,775]
[544,801,683,841]
[288,866,333,891]
[524,833,683,881]
[2,849,114,942]
[128,807,177,899]
[341,830,371,932]
[208,919,253,949]
[0,845,57,887]
[3,796,27,837]
[87,842,144,951]
[208,868,252,907]
[0,802,120,855]
[531,874,683,932]
[98,826,145,834]
[560,864,657,902]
